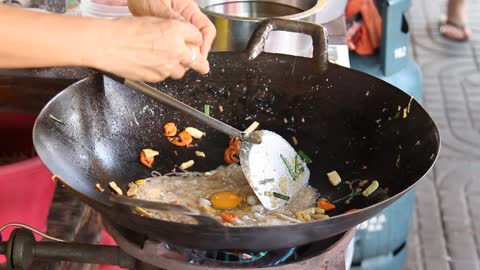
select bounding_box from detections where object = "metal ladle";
[103,74,310,210]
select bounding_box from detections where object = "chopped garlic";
[244,121,260,134]
[327,171,342,186]
[312,214,329,220]
[219,105,224,112]
[135,179,146,185]
[179,160,195,170]
[295,208,316,221]
[195,151,206,158]
[135,207,153,218]
[142,149,159,159]
[198,198,211,206]
[362,180,379,197]
[403,108,408,118]
[246,195,258,205]
[185,127,205,139]
[127,183,138,197]
[95,183,105,192]
[109,181,123,195]
[291,136,298,146]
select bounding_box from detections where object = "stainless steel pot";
[197,0,348,55]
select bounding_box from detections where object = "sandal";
[439,16,471,42]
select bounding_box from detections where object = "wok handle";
[245,18,328,72]
[102,72,261,144]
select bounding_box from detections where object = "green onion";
[294,155,299,174]
[280,154,296,180]
[298,150,312,164]
[273,192,290,201]
[49,114,64,124]
[204,104,210,116]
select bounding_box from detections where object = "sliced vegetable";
[140,149,159,168]
[179,160,195,170]
[298,150,312,164]
[135,206,153,218]
[204,104,210,116]
[220,213,238,223]
[185,127,205,139]
[280,154,297,180]
[195,151,206,158]
[163,122,177,137]
[95,183,105,192]
[273,192,290,201]
[219,105,224,112]
[169,130,193,147]
[295,208,325,222]
[345,209,360,214]
[291,136,298,146]
[244,121,260,134]
[109,181,123,195]
[210,191,243,210]
[327,171,342,186]
[135,179,146,185]
[362,180,379,197]
[127,183,138,197]
[312,214,329,220]
[317,198,336,211]
[49,114,64,124]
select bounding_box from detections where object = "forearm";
[0,4,109,68]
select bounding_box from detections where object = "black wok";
[33,19,440,251]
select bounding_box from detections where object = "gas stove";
[104,219,355,270]
[0,218,354,270]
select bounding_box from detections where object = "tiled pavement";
[406,0,480,269]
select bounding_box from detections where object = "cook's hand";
[128,0,216,57]
[94,16,209,83]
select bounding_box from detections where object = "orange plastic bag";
[345,0,382,55]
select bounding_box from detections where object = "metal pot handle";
[245,18,328,72]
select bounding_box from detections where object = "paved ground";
[406,0,480,269]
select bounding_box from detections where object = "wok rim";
[32,59,441,233]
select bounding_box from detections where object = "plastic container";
[81,0,131,18]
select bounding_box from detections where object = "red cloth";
[0,113,126,268]
[0,157,56,263]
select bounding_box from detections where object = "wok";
[33,19,440,251]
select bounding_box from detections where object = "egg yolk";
[210,191,243,210]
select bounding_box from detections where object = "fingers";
[186,6,216,57]
[178,21,203,46]
[180,45,209,74]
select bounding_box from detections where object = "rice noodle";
[132,164,317,226]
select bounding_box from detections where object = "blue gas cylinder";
[347,0,422,269]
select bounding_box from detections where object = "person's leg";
[440,0,471,41]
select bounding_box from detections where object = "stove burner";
[164,243,297,267]
[103,219,356,270]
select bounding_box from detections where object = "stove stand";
[0,222,354,270]
[104,220,355,270]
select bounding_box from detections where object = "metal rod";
[124,80,261,144]
[33,242,136,268]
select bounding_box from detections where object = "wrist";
[74,17,114,70]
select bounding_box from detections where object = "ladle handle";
[103,73,261,143]
[245,18,328,72]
